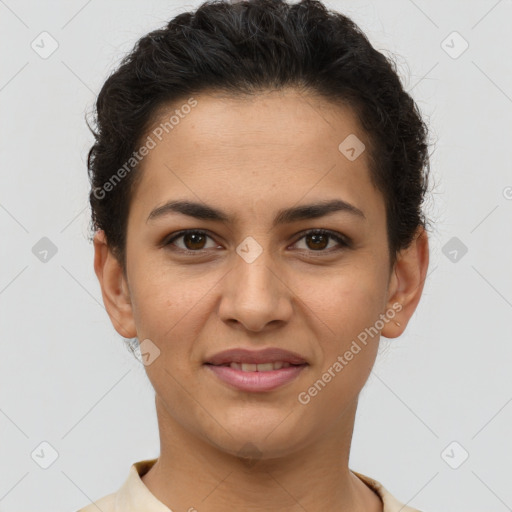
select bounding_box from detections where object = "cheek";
[297,265,386,336]
[128,270,216,379]
[129,282,171,340]
[301,273,383,403]
[128,255,203,334]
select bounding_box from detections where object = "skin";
[93,88,429,512]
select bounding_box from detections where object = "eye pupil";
[307,233,328,250]
[184,232,206,250]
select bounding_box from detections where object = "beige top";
[76,458,423,512]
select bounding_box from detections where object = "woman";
[79,0,431,510]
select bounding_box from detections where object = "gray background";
[1,0,511,510]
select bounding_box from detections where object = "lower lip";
[205,364,307,392]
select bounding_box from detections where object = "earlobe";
[381,226,429,339]
[93,230,137,339]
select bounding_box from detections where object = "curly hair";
[86,0,432,274]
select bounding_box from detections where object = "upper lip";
[205,348,308,366]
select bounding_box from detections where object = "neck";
[141,395,383,512]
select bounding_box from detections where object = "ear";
[93,230,137,339]
[381,226,429,339]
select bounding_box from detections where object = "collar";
[110,458,421,512]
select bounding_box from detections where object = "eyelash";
[163,228,351,255]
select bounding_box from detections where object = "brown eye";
[164,228,350,256]
[182,232,207,250]
[305,232,329,250]
[293,229,349,252]
[165,230,216,252]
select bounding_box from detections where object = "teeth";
[230,361,292,371]
[253,363,273,372]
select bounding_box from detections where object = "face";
[95,88,425,461]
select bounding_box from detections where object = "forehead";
[129,89,385,226]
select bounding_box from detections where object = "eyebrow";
[146,198,366,227]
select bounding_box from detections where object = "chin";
[202,417,312,462]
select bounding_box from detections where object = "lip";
[204,347,308,366]
[204,347,308,393]
[205,364,308,392]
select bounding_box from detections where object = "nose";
[217,246,293,333]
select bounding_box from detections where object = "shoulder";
[352,470,425,512]
[73,458,160,512]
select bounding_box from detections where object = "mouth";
[205,361,306,372]
[203,348,309,392]
[204,347,308,366]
